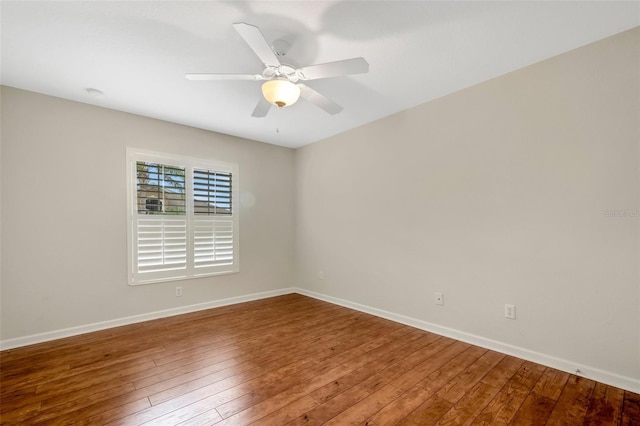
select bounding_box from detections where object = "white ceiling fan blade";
[185,73,262,81]
[298,84,343,115]
[298,57,369,80]
[233,22,281,68]
[251,97,271,118]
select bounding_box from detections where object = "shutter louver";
[193,169,232,215]
[136,218,187,273]
[194,218,234,268]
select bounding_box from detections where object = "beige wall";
[295,28,639,383]
[0,86,295,340]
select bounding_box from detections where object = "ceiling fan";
[186,23,369,117]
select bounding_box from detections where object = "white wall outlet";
[175,286,183,297]
[318,270,324,280]
[434,292,444,305]
[505,304,516,319]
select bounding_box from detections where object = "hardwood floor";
[1,294,638,425]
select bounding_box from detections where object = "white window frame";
[126,148,239,285]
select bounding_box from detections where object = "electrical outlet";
[505,304,516,319]
[175,287,183,297]
[319,270,324,280]
[434,292,444,306]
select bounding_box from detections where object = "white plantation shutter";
[191,167,235,275]
[194,218,234,269]
[193,169,232,215]
[136,218,187,273]
[127,149,238,285]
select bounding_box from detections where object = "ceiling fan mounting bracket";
[262,64,301,82]
[271,39,291,57]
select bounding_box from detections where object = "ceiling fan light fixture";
[261,78,300,108]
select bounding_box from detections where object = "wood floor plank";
[471,361,547,425]
[471,386,529,425]
[435,350,504,404]
[621,391,640,426]
[35,359,157,401]
[436,381,502,425]
[417,346,488,394]
[364,382,438,425]
[11,382,139,424]
[0,402,42,425]
[339,329,425,370]
[583,382,624,426]
[510,391,557,425]
[288,360,414,426]
[390,340,471,392]
[0,386,38,413]
[48,397,152,426]
[531,366,571,400]
[139,394,224,425]
[506,361,549,392]
[479,355,524,386]
[402,335,453,365]
[363,345,490,426]
[134,356,249,390]
[397,395,453,425]
[321,382,406,426]
[1,294,637,426]
[249,395,319,425]
[150,302,349,368]
[143,358,258,406]
[308,331,439,404]
[175,406,223,426]
[546,374,596,424]
[363,345,491,426]
[0,361,72,392]
[213,364,353,425]
[213,360,353,419]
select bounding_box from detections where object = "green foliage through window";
[136,162,186,215]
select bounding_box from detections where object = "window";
[127,148,239,285]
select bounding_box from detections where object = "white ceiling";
[2,1,639,149]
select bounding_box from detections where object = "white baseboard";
[0,288,296,351]
[2,286,638,393]
[296,288,640,394]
